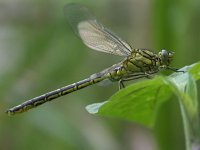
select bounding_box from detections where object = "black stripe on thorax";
[127,59,143,72]
[137,50,154,61]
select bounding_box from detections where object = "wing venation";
[64,3,132,56]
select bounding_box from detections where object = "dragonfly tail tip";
[5,109,15,116]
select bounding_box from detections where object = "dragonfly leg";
[167,67,185,73]
[119,80,125,89]
[144,72,154,79]
[118,73,148,90]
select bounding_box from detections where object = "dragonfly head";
[158,49,174,67]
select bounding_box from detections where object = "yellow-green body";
[106,49,161,81]
[6,48,165,115]
[6,3,179,115]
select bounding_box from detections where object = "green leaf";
[86,62,200,128]
[87,76,173,127]
[169,72,198,120]
[188,62,200,80]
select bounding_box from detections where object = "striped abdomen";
[6,73,106,115]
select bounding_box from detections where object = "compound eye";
[161,49,168,57]
[160,49,169,65]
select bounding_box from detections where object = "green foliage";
[86,62,200,126]
[86,62,200,150]
[86,63,200,150]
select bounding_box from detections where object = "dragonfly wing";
[64,3,131,56]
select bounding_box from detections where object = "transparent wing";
[64,3,132,56]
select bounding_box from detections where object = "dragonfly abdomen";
[6,74,106,115]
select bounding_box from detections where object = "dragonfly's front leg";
[160,66,185,73]
[166,67,185,73]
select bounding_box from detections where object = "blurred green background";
[0,0,199,150]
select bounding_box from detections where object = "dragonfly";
[6,3,183,115]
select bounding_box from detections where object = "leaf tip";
[86,101,107,114]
